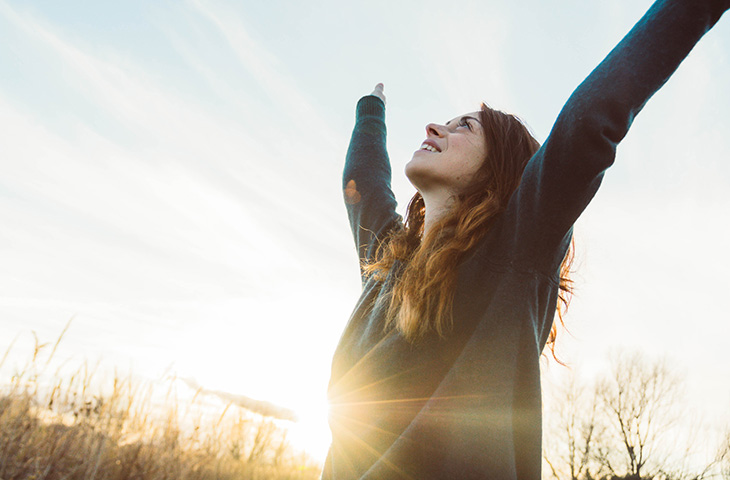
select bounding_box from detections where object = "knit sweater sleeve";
[491,0,729,274]
[343,95,401,280]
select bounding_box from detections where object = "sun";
[286,393,332,463]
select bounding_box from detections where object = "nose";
[426,123,446,137]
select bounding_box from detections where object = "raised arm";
[343,84,401,279]
[494,0,729,273]
[357,1,728,477]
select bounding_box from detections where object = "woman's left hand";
[370,83,386,105]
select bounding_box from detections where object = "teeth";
[420,143,439,152]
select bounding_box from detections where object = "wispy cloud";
[0,1,358,399]
[187,0,340,150]
[415,1,513,114]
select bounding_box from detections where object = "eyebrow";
[445,115,482,127]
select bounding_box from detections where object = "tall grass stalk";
[0,323,322,479]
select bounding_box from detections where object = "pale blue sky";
[1,0,729,461]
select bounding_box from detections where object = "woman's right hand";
[370,83,386,105]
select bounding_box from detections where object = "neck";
[421,190,456,237]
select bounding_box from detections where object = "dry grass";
[0,324,322,480]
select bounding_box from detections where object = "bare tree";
[543,373,606,480]
[594,351,682,479]
[543,351,725,480]
[718,431,730,480]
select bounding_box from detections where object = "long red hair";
[364,103,574,357]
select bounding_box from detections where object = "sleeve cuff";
[356,95,385,120]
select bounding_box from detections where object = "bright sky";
[1,0,729,463]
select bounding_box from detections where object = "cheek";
[453,164,479,185]
[459,152,485,177]
[454,139,486,168]
[451,154,486,189]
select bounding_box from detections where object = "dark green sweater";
[323,1,728,478]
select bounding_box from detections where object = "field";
[0,328,322,480]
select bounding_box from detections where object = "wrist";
[356,95,385,120]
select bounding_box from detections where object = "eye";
[458,117,473,131]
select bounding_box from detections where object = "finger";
[370,83,386,105]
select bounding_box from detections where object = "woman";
[324,1,729,479]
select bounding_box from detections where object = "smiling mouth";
[419,142,440,153]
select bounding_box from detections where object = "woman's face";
[405,112,487,197]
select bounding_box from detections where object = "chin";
[404,158,420,185]
[405,152,428,175]
[404,163,431,192]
